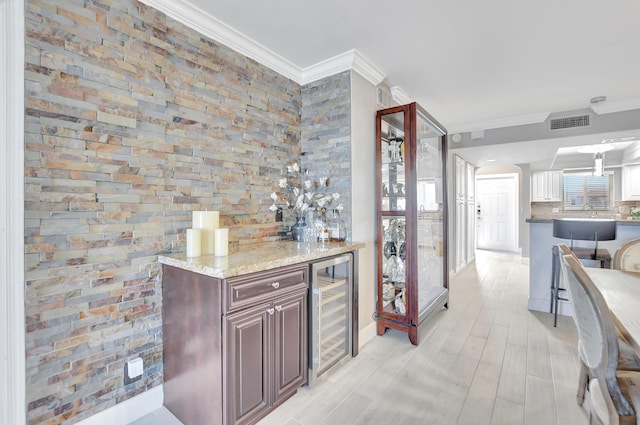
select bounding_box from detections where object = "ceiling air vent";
[549,114,590,131]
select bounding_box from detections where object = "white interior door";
[476,174,518,252]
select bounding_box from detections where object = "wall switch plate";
[124,357,143,385]
[552,207,559,213]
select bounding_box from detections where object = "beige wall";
[350,72,378,343]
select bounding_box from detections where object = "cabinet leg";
[377,321,386,336]
[408,327,418,346]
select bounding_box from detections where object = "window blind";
[563,173,611,210]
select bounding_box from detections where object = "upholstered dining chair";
[559,242,640,376]
[558,242,574,257]
[559,254,640,424]
[613,239,640,272]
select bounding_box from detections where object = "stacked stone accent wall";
[24,0,302,423]
[301,71,352,232]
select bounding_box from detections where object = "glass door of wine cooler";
[308,253,353,386]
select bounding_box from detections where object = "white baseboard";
[75,385,163,425]
[358,322,377,349]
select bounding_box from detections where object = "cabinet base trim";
[358,322,377,349]
[75,385,163,425]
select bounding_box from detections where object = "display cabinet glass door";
[415,111,446,317]
[379,110,408,322]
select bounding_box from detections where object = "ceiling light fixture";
[577,144,614,154]
[593,152,605,177]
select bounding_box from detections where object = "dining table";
[586,268,640,353]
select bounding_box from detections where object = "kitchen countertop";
[159,240,366,279]
[526,218,640,225]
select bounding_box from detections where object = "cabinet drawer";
[224,264,308,312]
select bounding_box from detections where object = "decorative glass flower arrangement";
[269,161,343,219]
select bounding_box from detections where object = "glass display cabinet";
[376,102,449,345]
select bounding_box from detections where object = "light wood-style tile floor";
[133,250,589,425]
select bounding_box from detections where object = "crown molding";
[448,112,551,134]
[350,50,386,86]
[300,50,355,85]
[138,0,301,82]
[390,86,412,105]
[301,49,386,86]
[590,97,640,115]
[138,0,386,87]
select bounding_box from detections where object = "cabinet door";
[531,171,562,202]
[466,162,476,262]
[531,172,546,201]
[548,170,563,201]
[622,165,640,200]
[273,289,307,403]
[225,302,271,425]
[454,155,467,271]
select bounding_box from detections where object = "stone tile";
[24,0,352,423]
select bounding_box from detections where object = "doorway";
[476,173,519,252]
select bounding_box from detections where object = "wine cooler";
[308,253,353,386]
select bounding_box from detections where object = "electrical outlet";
[552,207,559,213]
[124,357,143,385]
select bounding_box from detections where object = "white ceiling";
[147,0,640,167]
[183,0,640,131]
[452,131,640,170]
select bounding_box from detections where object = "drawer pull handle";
[267,308,275,315]
[271,282,280,289]
[275,305,283,312]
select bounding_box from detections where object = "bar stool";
[550,219,616,327]
[550,245,570,327]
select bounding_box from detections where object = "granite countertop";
[159,240,366,279]
[527,218,640,226]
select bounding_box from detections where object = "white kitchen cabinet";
[531,170,563,202]
[622,164,640,201]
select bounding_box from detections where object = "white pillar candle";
[186,228,202,257]
[193,211,219,255]
[214,227,229,257]
[201,229,215,255]
[192,211,219,230]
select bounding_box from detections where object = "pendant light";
[593,152,604,177]
[577,143,613,177]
